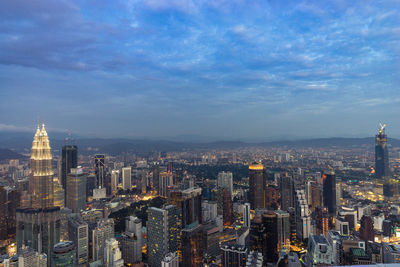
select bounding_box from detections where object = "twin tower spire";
[30,123,55,209]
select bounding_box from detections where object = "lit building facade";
[248,163,266,210]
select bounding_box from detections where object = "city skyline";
[1,0,399,139]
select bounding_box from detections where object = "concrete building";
[51,241,76,267]
[103,238,124,267]
[122,167,132,191]
[67,213,88,266]
[306,235,333,267]
[161,252,179,267]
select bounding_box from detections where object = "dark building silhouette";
[61,145,78,191]
[222,189,233,226]
[249,163,266,210]
[323,172,337,216]
[360,215,374,242]
[375,125,389,179]
[280,174,294,211]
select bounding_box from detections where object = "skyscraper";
[221,244,248,267]
[66,167,87,213]
[181,224,203,267]
[122,167,132,191]
[94,154,105,188]
[323,172,337,216]
[68,213,89,266]
[16,124,61,266]
[280,173,294,211]
[222,189,233,226]
[111,170,119,195]
[360,215,374,242]
[217,171,233,195]
[103,238,124,267]
[61,145,77,192]
[375,124,390,179]
[147,207,169,267]
[248,163,266,210]
[92,218,115,263]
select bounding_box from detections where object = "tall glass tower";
[375,124,389,179]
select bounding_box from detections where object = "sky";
[0,0,399,141]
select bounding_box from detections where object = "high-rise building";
[147,207,169,267]
[261,210,290,263]
[122,167,132,191]
[94,154,105,188]
[315,206,329,236]
[0,186,20,241]
[243,203,251,228]
[360,215,374,242]
[161,252,179,267]
[152,165,160,193]
[217,171,233,196]
[0,187,7,241]
[51,241,76,267]
[66,167,87,213]
[246,251,263,267]
[92,218,115,263]
[111,170,119,195]
[181,224,203,267]
[16,124,61,266]
[61,145,78,192]
[18,246,47,267]
[103,238,124,267]
[375,124,390,179]
[159,171,173,197]
[169,187,202,228]
[280,173,294,211]
[248,163,266,210]
[306,235,333,267]
[221,244,248,267]
[222,189,233,226]
[67,213,89,266]
[323,172,337,216]
[120,216,142,264]
[295,190,311,241]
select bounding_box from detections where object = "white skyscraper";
[161,252,179,267]
[217,171,233,195]
[104,238,124,267]
[122,167,132,191]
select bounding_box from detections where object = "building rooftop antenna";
[379,123,387,135]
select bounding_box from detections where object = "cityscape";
[1,1,400,267]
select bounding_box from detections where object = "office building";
[122,167,132,191]
[375,124,390,179]
[202,201,217,223]
[314,206,329,236]
[51,241,76,267]
[306,235,333,267]
[94,154,105,188]
[103,238,124,267]
[53,177,65,209]
[67,213,88,266]
[295,190,311,241]
[147,207,169,267]
[161,252,179,267]
[280,173,294,211]
[111,170,119,195]
[120,216,142,264]
[159,171,173,197]
[360,215,374,242]
[92,218,115,263]
[61,145,78,191]
[217,171,233,195]
[181,224,203,267]
[16,124,60,266]
[335,217,350,236]
[323,172,337,216]
[66,167,87,213]
[221,244,247,267]
[222,189,233,226]
[382,243,400,263]
[18,246,47,267]
[169,187,202,228]
[248,163,266,210]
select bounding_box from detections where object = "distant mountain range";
[0,131,399,156]
[0,148,28,162]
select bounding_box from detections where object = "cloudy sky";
[0,0,399,140]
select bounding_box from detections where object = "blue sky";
[0,0,399,140]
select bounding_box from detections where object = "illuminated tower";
[17,124,60,267]
[30,124,54,209]
[375,123,390,179]
[249,163,266,210]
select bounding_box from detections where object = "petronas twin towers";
[30,124,55,209]
[16,124,61,266]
